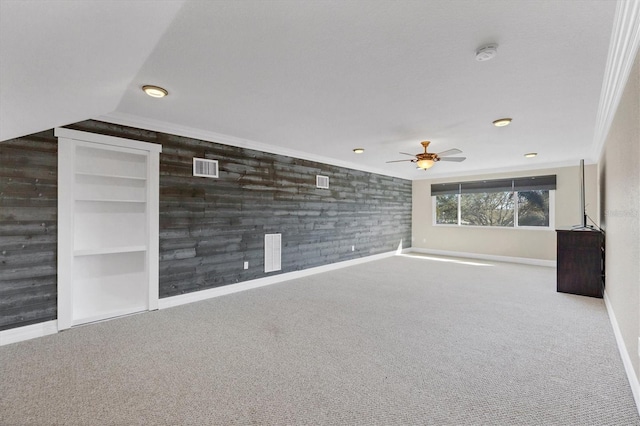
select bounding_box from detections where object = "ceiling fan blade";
[386,159,415,163]
[437,148,462,157]
[438,156,466,162]
[399,152,416,157]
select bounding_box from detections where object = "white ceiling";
[0,0,618,180]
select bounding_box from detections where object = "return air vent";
[316,175,329,189]
[193,158,219,178]
[264,233,282,273]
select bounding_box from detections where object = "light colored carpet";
[1,254,638,425]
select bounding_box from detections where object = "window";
[517,190,550,227]
[461,191,514,226]
[434,193,458,224]
[432,175,555,228]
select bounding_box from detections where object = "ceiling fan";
[386,141,466,170]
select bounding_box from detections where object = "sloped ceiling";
[0,0,618,179]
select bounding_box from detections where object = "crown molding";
[592,0,640,160]
[96,111,411,180]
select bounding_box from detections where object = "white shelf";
[75,198,146,203]
[76,172,147,181]
[74,246,147,257]
[72,306,147,326]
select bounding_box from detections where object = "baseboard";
[604,290,640,416]
[0,320,58,346]
[406,248,556,267]
[159,250,397,310]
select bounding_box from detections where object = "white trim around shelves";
[56,129,162,330]
[55,127,162,153]
[57,140,74,330]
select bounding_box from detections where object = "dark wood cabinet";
[556,229,605,298]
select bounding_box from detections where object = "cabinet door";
[57,128,161,329]
[557,231,603,298]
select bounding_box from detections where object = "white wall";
[599,49,640,382]
[412,164,598,261]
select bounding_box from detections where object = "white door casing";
[56,128,161,330]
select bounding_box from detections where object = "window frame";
[431,186,555,230]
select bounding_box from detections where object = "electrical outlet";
[243,261,249,270]
[351,245,355,251]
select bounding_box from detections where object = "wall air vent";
[264,233,282,273]
[316,175,329,189]
[193,158,219,178]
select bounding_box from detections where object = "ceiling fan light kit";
[417,159,435,169]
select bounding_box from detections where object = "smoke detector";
[475,44,498,61]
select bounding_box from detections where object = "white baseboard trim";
[406,248,556,267]
[604,290,640,416]
[0,320,58,346]
[159,250,397,310]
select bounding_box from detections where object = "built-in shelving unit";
[56,128,162,330]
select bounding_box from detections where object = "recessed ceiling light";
[142,85,168,98]
[493,118,512,127]
[524,152,537,158]
[353,148,365,154]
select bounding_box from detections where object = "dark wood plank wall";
[0,130,58,330]
[0,120,411,330]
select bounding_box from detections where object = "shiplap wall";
[0,130,58,330]
[0,120,412,330]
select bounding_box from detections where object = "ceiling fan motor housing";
[416,153,438,161]
[418,141,438,161]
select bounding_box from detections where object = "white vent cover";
[264,233,282,273]
[316,175,329,189]
[193,158,219,178]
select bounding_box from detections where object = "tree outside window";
[461,191,514,226]
[435,194,458,224]
[517,190,549,227]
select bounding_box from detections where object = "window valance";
[431,175,556,196]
